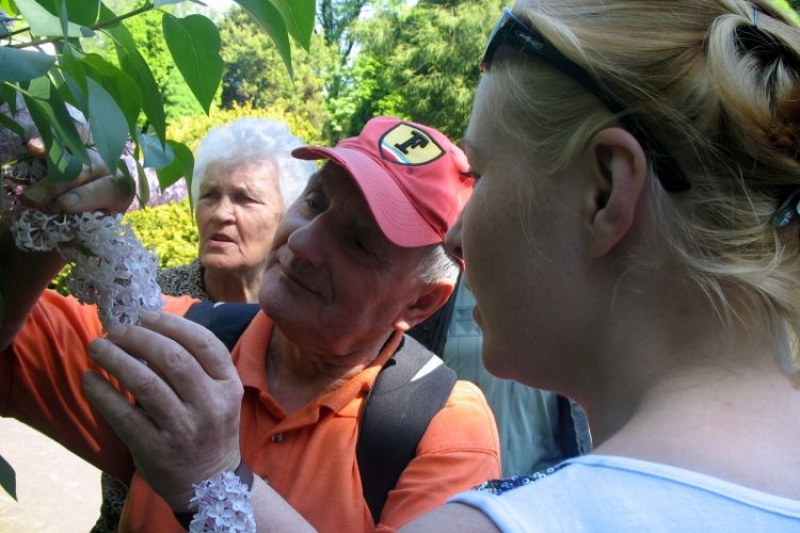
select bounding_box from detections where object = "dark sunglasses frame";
[482,8,691,192]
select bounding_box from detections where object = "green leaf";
[268,0,315,52]
[155,0,206,6]
[0,0,18,16]
[101,5,167,144]
[234,0,293,79]
[59,51,90,111]
[118,157,149,208]
[15,0,85,37]
[162,13,222,115]
[80,53,142,133]
[22,84,85,182]
[23,77,90,168]
[86,78,128,174]
[0,113,25,137]
[138,131,175,169]
[0,454,16,501]
[0,47,56,83]
[156,140,193,190]
[58,0,101,26]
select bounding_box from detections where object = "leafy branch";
[0,0,316,502]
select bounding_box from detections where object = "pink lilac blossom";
[188,470,256,533]
[1,96,164,330]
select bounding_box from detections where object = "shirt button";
[271,433,284,443]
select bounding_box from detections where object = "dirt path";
[0,418,101,533]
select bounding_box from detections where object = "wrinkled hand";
[23,137,134,214]
[81,312,244,511]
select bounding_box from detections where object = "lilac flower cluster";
[188,470,256,533]
[10,209,164,329]
[1,96,164,330]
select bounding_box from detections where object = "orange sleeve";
[376,380,501,532]
[0,290,198,483]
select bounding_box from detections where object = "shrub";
[168,101,324,152]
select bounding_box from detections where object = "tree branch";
[4,1,155,49]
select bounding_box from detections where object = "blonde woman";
[404,0,800,531]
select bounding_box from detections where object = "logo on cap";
[379,123,445,166]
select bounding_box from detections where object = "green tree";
[218,6,334,137]
[331,0,502,140]
[85,0,207,120]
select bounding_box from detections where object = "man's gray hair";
[419,243,460,286]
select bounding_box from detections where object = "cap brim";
[292,146,442,247]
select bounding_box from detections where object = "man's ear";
[584,127,648,258]
[393,281,455,332]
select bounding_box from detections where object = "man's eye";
[304,197,324,212]
[354,238,370,253]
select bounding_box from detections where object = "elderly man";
[0,116,500,533]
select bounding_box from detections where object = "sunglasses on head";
[481,8,691,192]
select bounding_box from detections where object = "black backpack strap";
[183,301,260,351]
[356,334,458,524]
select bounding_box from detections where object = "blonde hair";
[493,0,800,370]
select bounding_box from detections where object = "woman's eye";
[235,193,256,204]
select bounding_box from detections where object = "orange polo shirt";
[2,291,501,533]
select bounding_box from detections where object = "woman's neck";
[203,267,263,303]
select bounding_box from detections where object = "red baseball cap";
[291,116,474,248]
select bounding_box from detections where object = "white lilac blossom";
[1,96,164,330]
[188,470,256,533]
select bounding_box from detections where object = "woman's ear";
[584,127,648,258]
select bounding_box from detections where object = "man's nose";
[286,215,327,269]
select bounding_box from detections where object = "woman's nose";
[209,197,235,222]
[445,213,465,263]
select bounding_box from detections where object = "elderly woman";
[400,0,800,531]
[157,118,317,303]
[92,118,316,533]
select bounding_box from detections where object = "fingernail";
[59,193,79,208]
[88,338,107,358]
[106,325,125,340]
[140,311,159,326]
[25,184,47,203]
[27,137,45,152]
